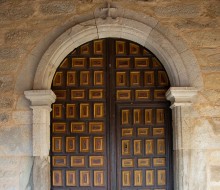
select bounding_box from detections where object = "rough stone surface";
[0,125,32,156]
[0,97,14,109]
[40,1,75,15]
[0,75,14,92]
[154,4,200,18]
[0,112,10,124]
[0,0,219,190]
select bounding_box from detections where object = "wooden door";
[51,39,173,190]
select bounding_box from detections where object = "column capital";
[166,87,198,109]
[24,90,56,106]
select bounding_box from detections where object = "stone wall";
[0,0,219,190]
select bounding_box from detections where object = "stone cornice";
[24,90,56,106]
[166,87,198,109]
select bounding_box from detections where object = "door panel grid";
[51,38,172,190]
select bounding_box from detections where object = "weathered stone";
[0,112,10,124]
[211,118,220,135]
[199,90,220,106]
[40,1,75,15]
[207,3,220,16]
[154,4,200,18]
[0,62,18,73]
[210,166,220,182]
[196,105,220,117]
[19,157,33,190]
[186,30,220,47]
[0,47,20,60]
[0,5,34,22]
[0,97,14,109]
[16,95,31,110]
[33,157,50,190]
[0,75,13,92]
[0,125,32,156]
[204,72,220,89]
[12,111,32,125]
[174,18,219,29]
[5,29,39,44]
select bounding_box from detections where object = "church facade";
[0,1,219,190]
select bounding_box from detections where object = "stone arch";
[23,4,201,190]
[29,7,203,90]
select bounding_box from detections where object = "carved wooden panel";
[114,39,171,190]
[51,39,172,190]
[51,39,107,189]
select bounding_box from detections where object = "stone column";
[166,87,198,190]
[24,90,56,190]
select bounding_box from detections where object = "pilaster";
[24,90,56,190]
[166,87,198,190]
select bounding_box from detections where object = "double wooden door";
[51,39,173,190]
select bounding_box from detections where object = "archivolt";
[16,4,203,91]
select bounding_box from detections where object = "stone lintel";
[166,87,198,109]
[24,90,56,106]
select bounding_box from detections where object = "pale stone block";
[16,95,31,110]
[0,125,32,156]
[33,156,50,190]
[166,87,198,108]
[191,119,220,149]
[12,111,32,125]
[19,157,33,190]
[154,23,188,53]
[180,49,204,88]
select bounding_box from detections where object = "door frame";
[23,5,200,190]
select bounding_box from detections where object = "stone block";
[186,29,220,47]
[174,18,219,30]
[0,125,32,156]
[154,23,188,53]
[0,47,20,60]
[210,166,220,182]
[197,48,220,66]
[5,29,39,44]
[12,111,32,125]
[19,157,33,190]
[16,95,31,110]
[0,75,13,93]
[0,5,34,22]
[154,4,200,18]
[33,156,50,190]
[40,1,75,15]
[191,119,220,149]
[0,97,14,109]
[211,118,220,135]
[204,72,220,89]
[0,112,10,124]
[0,62,18,73]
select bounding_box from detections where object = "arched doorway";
[50,38,173,189]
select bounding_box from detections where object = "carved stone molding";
[166,87,198,109]
[24,90,56,106]
[24,90,56,157]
